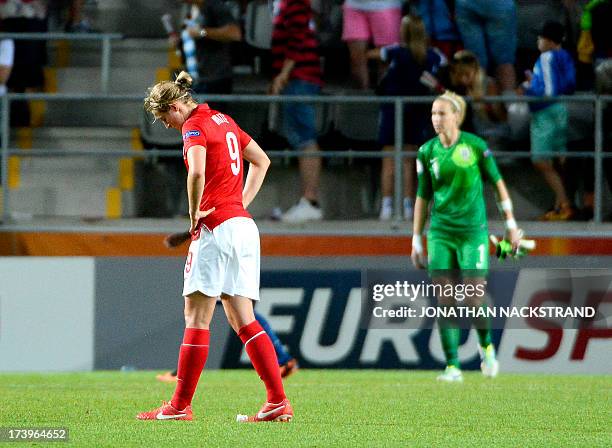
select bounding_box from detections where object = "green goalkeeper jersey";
[416,131,502,233]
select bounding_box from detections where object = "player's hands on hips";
[411,234,427,269]
[189,207,215,234]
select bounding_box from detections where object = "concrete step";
[11,180,112,218]
[8,125,137,217]
[12,127,133,150]
[17,155,120,175]
[42,100,142,126]
[52,67,159,93]
[48,39,170,68]
[94,0,174,38]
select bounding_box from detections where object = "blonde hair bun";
[144,71,196,115]
[175,71,193,89]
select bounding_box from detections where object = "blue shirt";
[379,45,445,96]
[525,48,576,111]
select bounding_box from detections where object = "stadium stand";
[0,0,611,224]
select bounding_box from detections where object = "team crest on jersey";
[183,130,200,140]
[452,143,477,167]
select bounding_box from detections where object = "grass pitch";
[0,370,609,447]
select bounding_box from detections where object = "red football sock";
[171,328,209,411]
[238,320,286,403]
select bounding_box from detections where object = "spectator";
[577,0,612,68]
[595,61,612,219]
[369,15,445,220]
[408,0,463,60]
[519,20,576,221]
[429,50,505,135]
[270,0,324,222]
[441,51,507,139]
[0,19,14,150]
[156,0,241,217]
[342,0,402,90]
[64,0,94,33]
[0,0,48,126]
[171,0,241,98]
[454,0,517,94]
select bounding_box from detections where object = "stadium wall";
[0,257,610,374]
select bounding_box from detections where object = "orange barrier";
[1,232,612,256]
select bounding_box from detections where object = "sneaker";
[403,199,414,220]
[136,401,192,420]
[539,205,575,221]
[379,196,393,221]
[379,204,393,221]
[479,344,499,378]
[281,198,322,223]
[279,359,299,378]
[236,398,293,422]
[156,371,178,383]
[436,366,463,382]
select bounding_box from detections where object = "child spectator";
[427,50,505,135]
[520,20,577,220]
[370,15,445,220]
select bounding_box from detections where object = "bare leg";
[347,40,369,90]
[220,293,256,331]
[496,63,516,93]
[380,145,394,197]
[381,144,416,198]
[533,160,570,208]
[184,291,217,328]
[299,142,321,202]
[402,144,417,199]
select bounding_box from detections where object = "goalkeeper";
[411,91,526,382]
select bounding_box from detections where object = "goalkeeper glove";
[490,231,536,260]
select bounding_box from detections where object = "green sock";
[438,316,460,368]
[474,303,492,348]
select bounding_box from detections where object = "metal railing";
[0,33,123,92]
[0,92,610,223]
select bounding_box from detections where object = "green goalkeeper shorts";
[427,230,489,276]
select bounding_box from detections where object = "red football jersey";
[182,104,253,230]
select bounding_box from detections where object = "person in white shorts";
[138,70,293,423]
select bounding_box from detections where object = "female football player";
[137,71,292,422]
[412,91,522,382]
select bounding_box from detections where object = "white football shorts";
[182,217,260,300]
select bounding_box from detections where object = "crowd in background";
[1,0,612,222]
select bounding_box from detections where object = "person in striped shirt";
[520,20,576,221]
[270,0,324,223]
